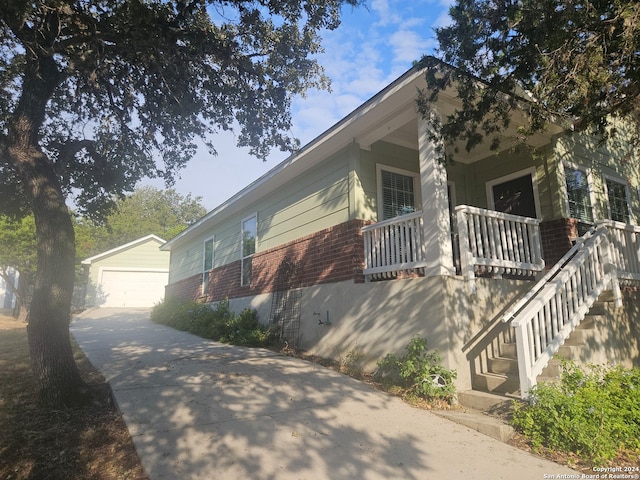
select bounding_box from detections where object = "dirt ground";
[0,315,148,480]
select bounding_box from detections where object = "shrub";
[376,336,456,403]
[511,360,640,465]
[151,298,277,348]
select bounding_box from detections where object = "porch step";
[435,408,516,443]
[498,342,517,358]
[458,389,517,415]
[472,372,520,395]
[487,356,518,375]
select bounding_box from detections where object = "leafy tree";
[418,0,640,157]
[0,0,359,406]
[0,215,36,321]
[75,186,207,260]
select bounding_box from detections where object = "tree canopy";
[75,186,207,259]
[419,0,640,156]
[0,0,359,406]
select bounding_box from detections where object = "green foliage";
[376,336,456,403]
[0,214,36,280]
[421,0,640,159]
[151,298,277,348]
[512,361,640,465]
[340,347,365,378]
[74,186,207,260]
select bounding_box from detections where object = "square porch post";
[418,113,455,277]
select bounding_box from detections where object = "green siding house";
[162,66,640,402]
[82,234,169,308]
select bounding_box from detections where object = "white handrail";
[508,225,621,397]
[501,226,596,324]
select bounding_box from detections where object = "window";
[605,177,631,223]
[377,166,418,220]
[241,215,257,286]
[202,237,214,294]
[564,166,594,223]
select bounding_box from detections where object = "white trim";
[375,163,422,220]
[240,213,258,286]
[485,167,541,219]
[603,174,633,223]
[82,234,166,265]
[202,236,215,295]
[560,161,597,222]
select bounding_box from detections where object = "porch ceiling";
[357,92,564,164]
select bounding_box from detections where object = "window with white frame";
[241,215,257,286]
[202,237,214,294]
[564,165,594,223]
[377,165,419,220]
[605,177,631,223]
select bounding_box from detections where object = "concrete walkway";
[71,308,579,480]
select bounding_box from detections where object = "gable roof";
[161,60,565,252]
[161,66,429,251]
[81,234,166,265]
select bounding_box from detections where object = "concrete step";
[498,342,517,358]
[472,372,520,395]
[563,327,593,346]
[457,390,516,414]
[556,344,584,360]
[539,359,563,379]
[487,356,518,375]
[434,409,515,443]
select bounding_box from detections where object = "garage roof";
[81,234,166,265]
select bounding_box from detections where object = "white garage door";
[99,270,168,308]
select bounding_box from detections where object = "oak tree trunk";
[7,53,88,407]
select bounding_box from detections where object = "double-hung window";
[377,165,419,220]
[564,165,594,223]
[605,177,631,223]
[241,215,257,286]
[202,237,214,294]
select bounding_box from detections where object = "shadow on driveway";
[71,308,578,480]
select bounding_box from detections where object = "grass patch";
[0,314,147,480]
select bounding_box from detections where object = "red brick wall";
[539,218,579,268]
[165,219,369,303]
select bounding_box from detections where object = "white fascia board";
[162,67,428,251]
[82,234,166,265]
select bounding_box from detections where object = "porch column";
[418,113,455,277]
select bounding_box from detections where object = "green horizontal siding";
[169,147,354,283]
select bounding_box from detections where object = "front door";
[490,173,537,218]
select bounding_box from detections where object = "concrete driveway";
[71,308,579,480]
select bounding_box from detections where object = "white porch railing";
[599,220,640,283]
[362,211,427,280]
[502,224,623,398]
[456,205,545,293]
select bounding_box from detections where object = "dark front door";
[492,174,537,218]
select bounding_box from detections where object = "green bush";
[151,298,277,347]
[376,336,456,403]
[512,361,640,465]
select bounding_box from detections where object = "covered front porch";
[362,205,545,289]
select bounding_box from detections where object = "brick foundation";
[165,219,369,303]
[539,218,579,268]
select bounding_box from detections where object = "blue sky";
[146,0,454,210]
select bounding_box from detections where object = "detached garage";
[81,235,169,308]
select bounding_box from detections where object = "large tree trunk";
[26,161,88,406]
[7,53,88,407]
